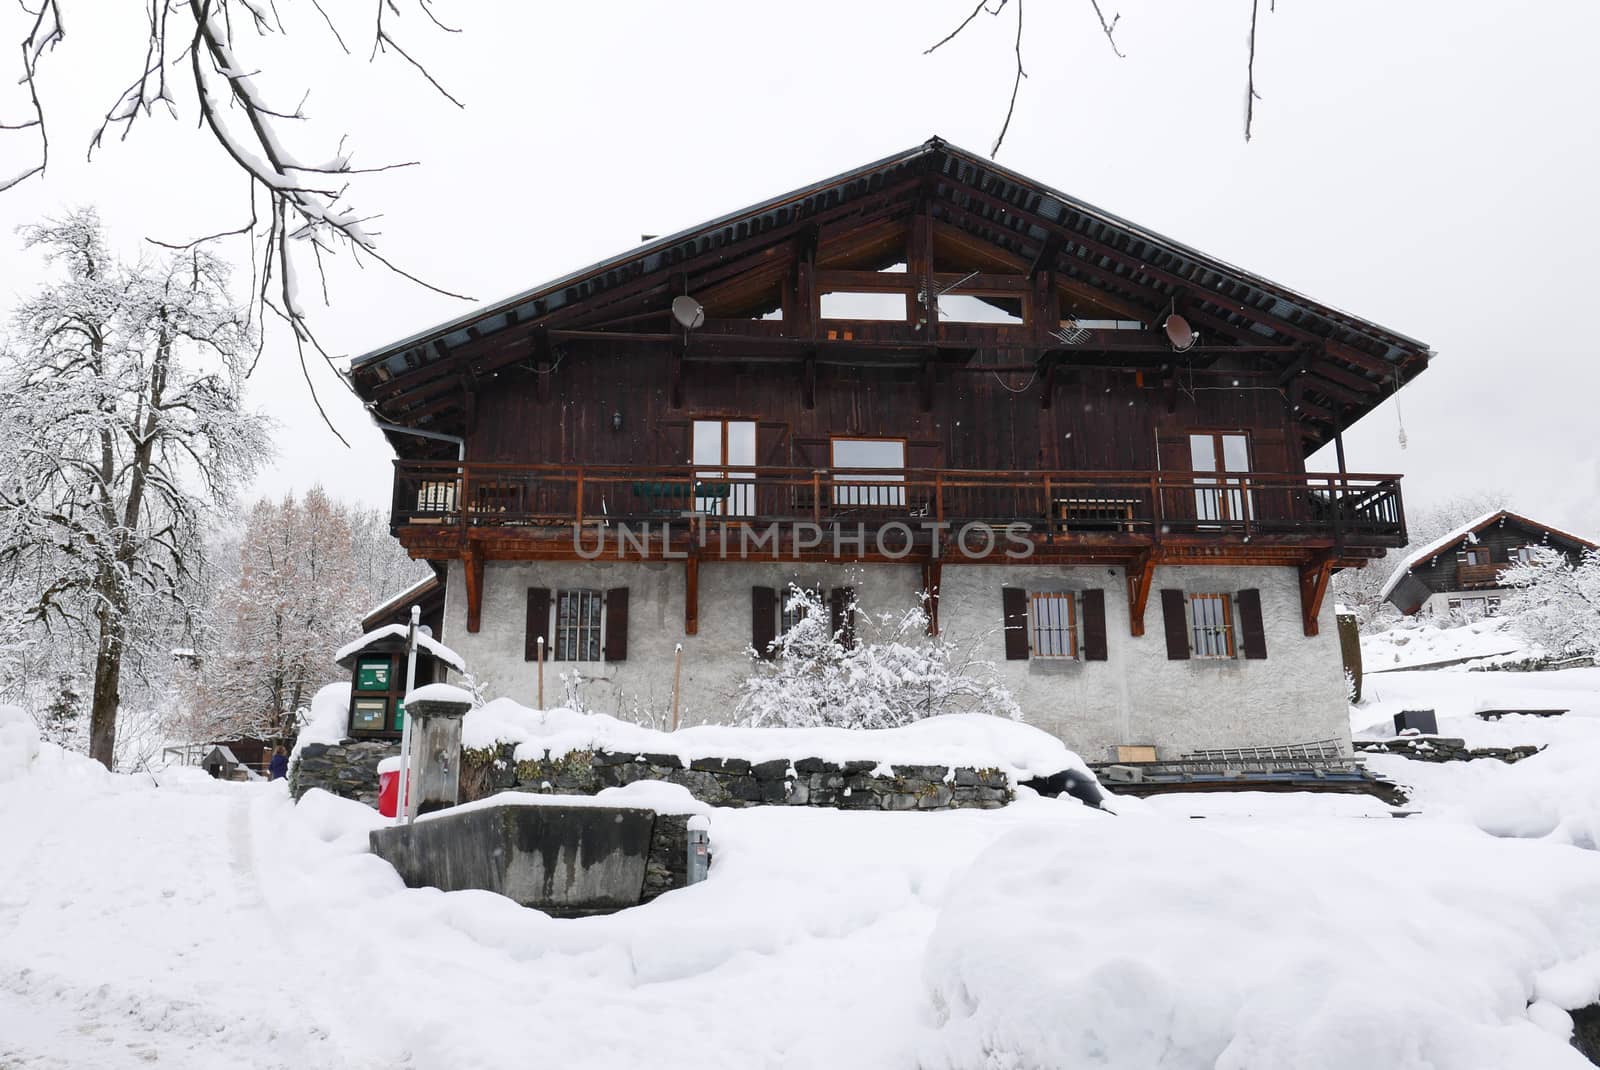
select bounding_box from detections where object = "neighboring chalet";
[347,138,1432,761]
[1381,510,1596,618]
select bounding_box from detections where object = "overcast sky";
[2,1,1597,536]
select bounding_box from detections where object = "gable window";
[1189,432,1252,523]
[1188,592,1236,659]
[1458,547,1491,566]
[1028,592,1078,659]
[831,437,906,507]
[1511,546,1538,565]
[693,419,756,516]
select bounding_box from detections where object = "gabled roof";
[350,137,1433,456]
[360,572,443,633]
[1380,510,1598,600]
[334,625,466,673]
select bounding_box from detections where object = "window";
[1188,432,1252,523]
[1189,593,1236,659]
[1512,546,1538,565]
[1028,592,1078,659]
[831,437,906,507]
[779,589,814,638]
[555,589,604,661]
[1486,597,1502,616]
[1458,547,1490,566]
[693,419,756,516]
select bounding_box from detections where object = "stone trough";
[370,800,692,917]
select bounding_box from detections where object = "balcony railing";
[391,462,1406,548]
[1457,562,1508,588]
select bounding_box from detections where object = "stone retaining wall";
[1352,737,1543,764]
[461,744,1014,811]
[290,740,399,805]
[292,738,1014,811]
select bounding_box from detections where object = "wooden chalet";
[1382,510,1595,617]
[347,138,1433,759]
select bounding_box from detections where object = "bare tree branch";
[1088,0,1124,58]
[3,0,474,440]
[1245,0,1263,142]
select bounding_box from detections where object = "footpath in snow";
[4,697,1600,1068]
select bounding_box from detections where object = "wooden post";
[536,635,545,709]
[671,644,683,732]
[684,555,699,635]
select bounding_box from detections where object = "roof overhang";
[350,137,1434,457]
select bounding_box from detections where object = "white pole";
[537,635,545,709]
[397,604,421,825]
[671,643,683,731]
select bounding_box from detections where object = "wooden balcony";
[1457,562,1507,589]
[390,461,1406,560]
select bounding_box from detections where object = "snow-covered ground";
[4,684,1600,1068]
[1362,615,1533,672]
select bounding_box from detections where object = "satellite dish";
[1163,313,1195,351]
[671,296,705,330]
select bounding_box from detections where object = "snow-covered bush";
[1501,546,1600,658]
[735,586,1020,730]
[0,704,41,783]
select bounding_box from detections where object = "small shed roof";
[334,625,467,673]
[202,745,241,767]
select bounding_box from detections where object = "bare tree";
[924,0,1276,156]
[0,1,471,435]
[0,208,272,767]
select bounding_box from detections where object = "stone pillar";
[405,693,471,816]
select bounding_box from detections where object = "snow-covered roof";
[360,573,441,628]
[1379,511,1505,601]
[1379,509,1599,602]
[334,625,466,673]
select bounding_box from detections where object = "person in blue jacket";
[268,745,289,781]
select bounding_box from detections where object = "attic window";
[820,292,907,321]
[937,294,1024,325]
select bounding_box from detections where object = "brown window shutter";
[1237,588,1268,659]
[1160,589,1190,660]
[1081,589,1108,661]
[751,586,777,659]
[1001,586,1030,660]
[525,587,551,661]
[829,587,857,649]
[603,587,629,661]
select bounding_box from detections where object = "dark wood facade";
[350,139,1432,644]
[1386,511,1596,615]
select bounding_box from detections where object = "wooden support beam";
[532,327,553,404]
[803,353,816,410]
[939,181,1398,374]
[922,560,942,636]
[684,554,700,636]
[669,345,684,409]
[1299,555,1335,636]
[463,549,485,634]
[1126,551,1156,637]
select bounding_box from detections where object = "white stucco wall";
[442,558,1350,762]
